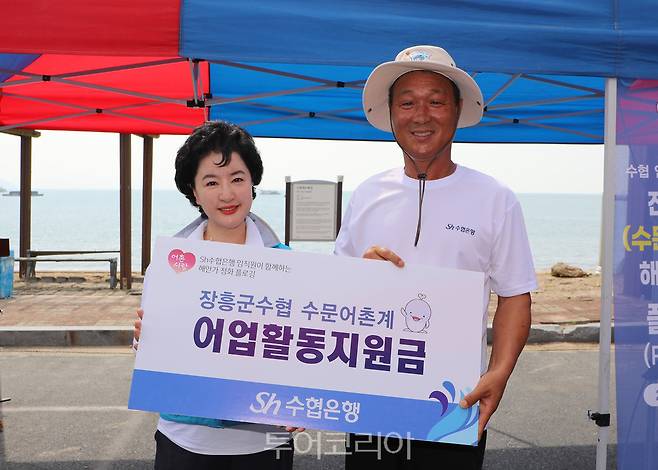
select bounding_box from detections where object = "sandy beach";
[530,271,601,324]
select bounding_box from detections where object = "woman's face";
[192,151,253,234]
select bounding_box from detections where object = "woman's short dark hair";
[175,121,263,218]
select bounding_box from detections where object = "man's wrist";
[485,362,514,381]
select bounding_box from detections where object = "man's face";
[390,71,461,161]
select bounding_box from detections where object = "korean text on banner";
[129,236,484,445]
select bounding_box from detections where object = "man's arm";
[460,292,531,438]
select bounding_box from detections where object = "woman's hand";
[133,308,144,350]
[284,426,305,432]
[362,246,405,267]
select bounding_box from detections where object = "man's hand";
[460,293,531,438]
[362,246,405,267]
[133,308,144,349]
[459,368,509,438]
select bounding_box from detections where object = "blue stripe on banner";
[129,369,478,445]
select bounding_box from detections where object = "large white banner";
[129,236,484,445]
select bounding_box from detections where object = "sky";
[0,130,604,193]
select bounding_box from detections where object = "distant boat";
[2,190,44,197]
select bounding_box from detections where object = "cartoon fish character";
[401,293,432,333]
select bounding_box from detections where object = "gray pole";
[595,77,616,470]
[336,175,343,237]
[285,176,291,246]
[119,134,132,290]
[19,136,32,278]
[141,136,153,275]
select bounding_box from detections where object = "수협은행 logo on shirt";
[445,224,477,237]
[401,293,432,334]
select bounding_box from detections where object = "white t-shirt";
[157,218,291,455]
[334,165,538,371]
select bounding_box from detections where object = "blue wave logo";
[427,381,479,444]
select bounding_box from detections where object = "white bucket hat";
[363,45,484,131]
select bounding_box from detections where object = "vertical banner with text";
[614,78,658,469]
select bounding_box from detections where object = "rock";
[551,262,590,278]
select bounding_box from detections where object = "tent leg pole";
[141,136,153,275]
[19,136,32,278]
[119,133,132,290]
[596,77,616,470]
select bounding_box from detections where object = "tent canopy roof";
[1,0,657,142]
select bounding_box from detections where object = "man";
[335,45,537,469]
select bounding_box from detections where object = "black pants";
[154,430,294,470]
[345,431,487,470]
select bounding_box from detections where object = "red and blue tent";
[2,3,658,469]
[2,0,657,143]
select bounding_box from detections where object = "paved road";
[0,344,616,469]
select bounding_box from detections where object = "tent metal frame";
[0,91,196,132]
[0,58,606,142]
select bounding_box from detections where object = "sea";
[0,190,602,272]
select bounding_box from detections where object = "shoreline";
[6,270,602,327]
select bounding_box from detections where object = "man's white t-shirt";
[334,165,538,371]
[156,218,291,455]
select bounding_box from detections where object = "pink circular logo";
[168,249,196,273]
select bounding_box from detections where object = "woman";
[134,121,299,469]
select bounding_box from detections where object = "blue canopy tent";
[2,1,658,468]
[3,0,657,143]
[208,64,606,143]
